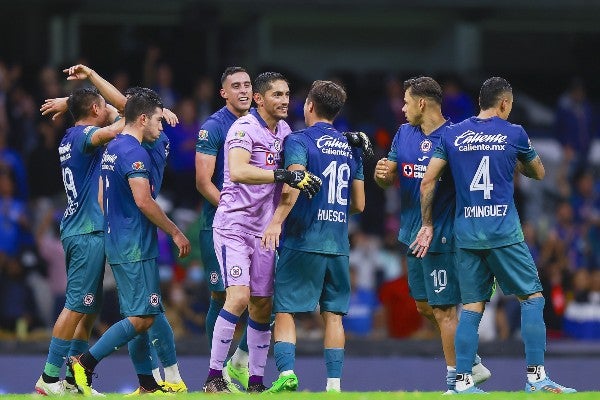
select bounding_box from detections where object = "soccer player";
[195,66,253,390]
[374,76,490,393]
[262,80,365,393]
[43,64,187,393]
[413,77,576,394]
[69,90,191,396]
[34,87,124,396]
[202,72,321,393]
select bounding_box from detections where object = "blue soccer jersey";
[58,125,105,240]
[388,121,455,253]
[282,122,364,256]
[196,106,239,231]
[101,134,158,264]
[142,131,169,196]
[434,116,538,249]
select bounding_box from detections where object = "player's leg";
[127,332,165,393]
[320,254,351,393]
[147,312,187,392]
[64,313,99,394]
[37,233,104,395]
[269,313,298,392]
[70,260,162,395]
[489,243,576,393]
[201,230,248,390]
[204,229,251,393]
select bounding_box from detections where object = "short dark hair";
[221,67,248,85]
[123,89,163,123]
[307,80,347,121]
[253,72,288,96]
[124,86,154,97]
[403,76,442,105]
[479,77,512,110]
[67,87,102,121]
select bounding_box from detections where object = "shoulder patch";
[132,161,145,170]
[198,130,209,141]
[235,130,246,138]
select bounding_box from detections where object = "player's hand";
[343,131,374,160]
[274,169,322,199]
[374,158,390,180]
[162,108,179,127]
[63,64,93,81]
[173,231,191,258]
[410,225,433,258]
[40,97,68,120]
[261,222,282,251]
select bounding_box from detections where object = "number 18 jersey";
[282,122,364,256]
[434,116,538,249]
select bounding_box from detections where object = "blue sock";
[521,297,546,366]
[274,341,296,372]
[43,337,71,377]
[206,297,225,349]
[324,348,344,379]
[473,353,481,365]
[446,367,457,391]
[149,312,177,368]
[128,333,153,375]
[149,342,159,370]
[66,339,89,378]
[455,310,482,374]
[238,327,249,353]
[89,318,138,362]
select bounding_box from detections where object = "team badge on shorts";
[273,139,282,152]
[229,266,242,278]
[210,271,220,284]
[83,293,95,306]
[420,139,432,153]
[149,293,160,307]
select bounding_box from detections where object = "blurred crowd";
[1,48,599,343]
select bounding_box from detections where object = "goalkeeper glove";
[343,131,374,160]
[274,169,322,198]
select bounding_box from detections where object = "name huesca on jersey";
[316,135,353,158]
[101,151,118,171]
[454,130,507,152]
[59,142,72,162]
[464,204,508,218]
[317,209,347,223]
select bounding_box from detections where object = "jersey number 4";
[469,156,493,199]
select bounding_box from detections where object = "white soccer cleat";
[472,362,492,385]
[35,376,65,396]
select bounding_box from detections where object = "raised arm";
[64,64,127,111]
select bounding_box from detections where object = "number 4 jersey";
[58,125,105,240]
[282,122,364,256]
[434,116,538,249]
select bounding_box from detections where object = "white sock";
[164,363,182,383]
[527,365,546,383]
[326,378,341,391]
[281,370,294,377]
[152,368,162,383]
[455,373,474,391]
[231,348,249,369]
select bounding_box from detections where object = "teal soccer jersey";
[388,121,455,253]
[58,125,104,239]
[195,106,238,230]
[434,116,538,249]
[142,131,169,196]
[101,134,158,264]
[282,122,364,256]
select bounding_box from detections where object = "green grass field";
[3,393,600,399]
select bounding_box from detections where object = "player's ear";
[220,87,227,100]
[253,92,263,107]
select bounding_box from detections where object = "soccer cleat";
[203,377,231,393]
[443,389,457,395]
[225,359,249,390]
[525,377,577,393]
[472,362,492,385]
[67,355,94,396]
[35,376,65,396]
[267,373,299,393]
[160,381,188,393]
[457,386,487,394]
[326,388,341,393]
[64,381,104,396]
[247,383,268,393]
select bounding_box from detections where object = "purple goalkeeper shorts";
[213,228,275,297]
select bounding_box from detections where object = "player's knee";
[130,315,156,333]
[415,301,434,319]
[432,305,457,326]
[224,289,250,314]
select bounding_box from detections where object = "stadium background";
[1,0,600,393]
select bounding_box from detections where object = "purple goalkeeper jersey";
[213,109,291,236]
